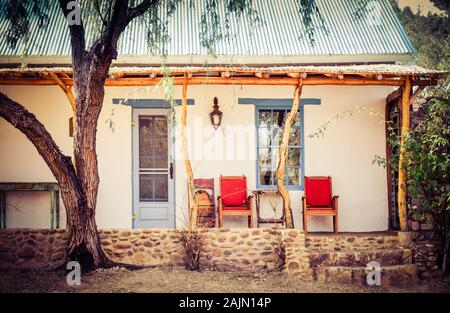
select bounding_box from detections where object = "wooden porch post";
[398,76,411,231]
[50,73,76,137]
[276,80,303,229]
[181,74,198,229]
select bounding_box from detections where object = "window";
[256,107,303,189]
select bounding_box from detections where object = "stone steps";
[305,234,401,252]
[314,264,418,286]
[309,248,413,267]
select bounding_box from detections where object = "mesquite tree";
[0,0,324,268]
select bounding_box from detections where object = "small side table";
[0,182,60,229]
[253,190,288,228]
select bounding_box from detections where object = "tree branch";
[0,92,77,185]
[58,0,87,68]
[128,0,160,22]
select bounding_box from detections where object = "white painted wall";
[0,84,393,231]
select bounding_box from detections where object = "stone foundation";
[0,229,68,270]
[305,233,401,252]
[0,228,442,282]
[0,228,292,272]
[411,229,441,279]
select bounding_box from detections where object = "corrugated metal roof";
[0,0,414,57]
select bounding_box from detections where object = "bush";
[385,98,450,272]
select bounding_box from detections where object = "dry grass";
[1,267,450,293]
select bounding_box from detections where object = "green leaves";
[386,98,450,270]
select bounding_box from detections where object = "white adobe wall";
[0,84,392,231]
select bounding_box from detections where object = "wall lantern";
[209,97,223,129]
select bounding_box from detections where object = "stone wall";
[0,228,441,281]
[198,229,284,271]
[0,229,68,270]
[0,228,291,272]
[305,233,401,252]
[411,229,441,279]
[99,229,184,267]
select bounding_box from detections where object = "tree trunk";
[181,76,198,229]
[67,55,114,268]
[0,91,110,269]
[1,0,147,269]
[275,82,303,229]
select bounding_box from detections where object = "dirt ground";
[1,267,449,293]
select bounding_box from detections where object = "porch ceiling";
[0,64,444,87]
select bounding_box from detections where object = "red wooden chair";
[217,175,254,228]
[302,176,339,234]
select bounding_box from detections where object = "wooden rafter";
[49,72,75,112]
[0,65,442,88]
[1,75,434,87]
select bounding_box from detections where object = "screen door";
[132,109,174,228]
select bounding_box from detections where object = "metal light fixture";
[209,97,223,129]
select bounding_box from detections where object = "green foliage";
[384,98,450,271]
[297,0,328,45]
[429,0,450,15]
[1,0,327,57]
[1,0,49,49]
[199,0,261,55]
[396,3,449,97]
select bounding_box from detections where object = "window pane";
[258,110,272,126]
[287,167,300,186]
[294,112,301,126]
[154,117,167,136]
[140,174,168,201]
[288,148,301,166]
[258,127,272,146]
[289,127,301,146]
[272,126,283,145]
[258,147,278,167]
[139,116,168,169]
[153,137,168,168]
[259,167,274,185]
[273,109,286,127]
[154,176,168,200]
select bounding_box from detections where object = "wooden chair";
[302,176,339,234]
[192,178,216,228]
[217,175,254,228]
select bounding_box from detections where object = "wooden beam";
[49,73,75,138]
[221,71,232,78]
[410,85,425,105]
[255,72,270,79]
[102,76,406,86]
[324,73,344,80]
[287,72,308,79]
[386,87,402,104]
[358,73,383,80]
[0,76,437,87]
[49,73,75,112]
[398,76,411,232]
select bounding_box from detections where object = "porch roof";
[0,64,444,87]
